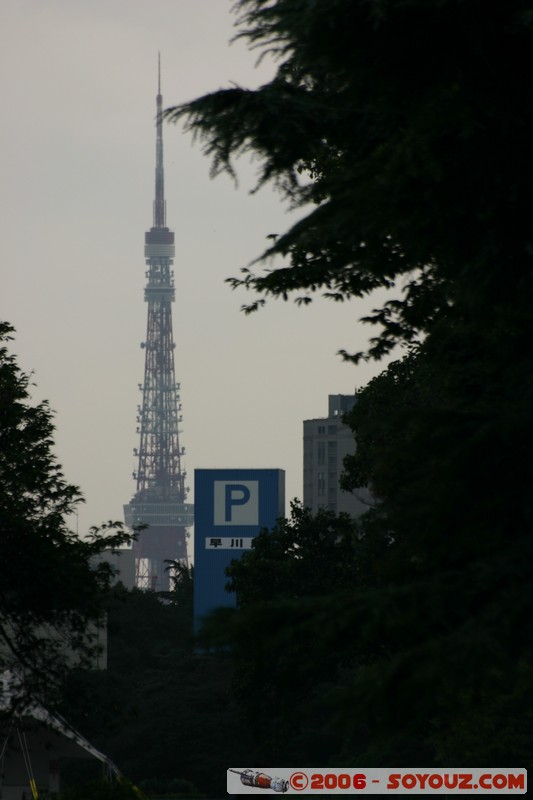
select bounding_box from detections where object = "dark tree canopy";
[170,0,533,769]
[166,0,533,359]
[61,583,249,798]
[0,323,131,709]
[197,504,377,764]
[339,343,533,765]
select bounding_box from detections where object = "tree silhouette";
[0,322,132,709]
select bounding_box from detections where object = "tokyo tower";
[124,59,194,590]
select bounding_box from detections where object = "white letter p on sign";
[213,481,259,526]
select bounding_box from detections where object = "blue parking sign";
[194,469,285,629]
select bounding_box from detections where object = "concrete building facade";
[303,394,372,517]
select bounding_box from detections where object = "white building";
[303,394,372,517]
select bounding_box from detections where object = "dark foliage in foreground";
[0,322,132,709]
[167,0,533,362]
[171,0,533,769]
[62,582,250,797]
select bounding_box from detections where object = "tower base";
[133,524,188,591]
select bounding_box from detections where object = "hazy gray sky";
[1,0,393,542]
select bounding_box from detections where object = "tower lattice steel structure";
[124,60,193,590]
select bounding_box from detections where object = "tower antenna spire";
[154,53,165,227]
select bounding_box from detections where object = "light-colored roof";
[0,670,121,776]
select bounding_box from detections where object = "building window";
[318,425,326,434]
[317,473,325,496]
[317,441,325,464]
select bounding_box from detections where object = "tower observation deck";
[124,60,194,590]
